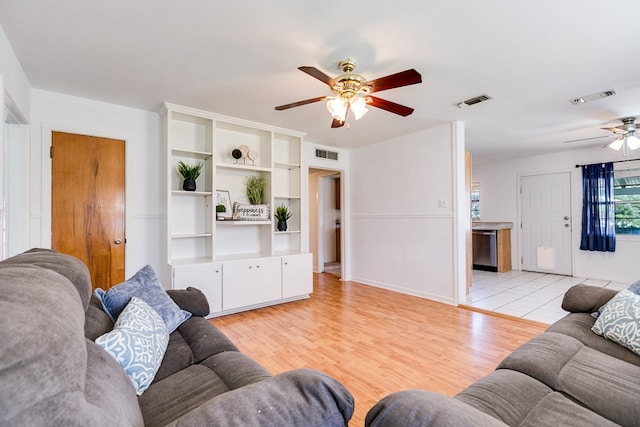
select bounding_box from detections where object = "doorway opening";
[309,168,343,278]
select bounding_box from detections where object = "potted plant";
[274,204,292,231]
[245,175,265,205]
[177,160,203,191]
[216,204,226,220]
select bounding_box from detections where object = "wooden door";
[51,131,125,290]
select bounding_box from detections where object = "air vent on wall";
[315,148,339,160]
[455,94,493,108]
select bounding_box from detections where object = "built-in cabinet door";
[173,263,222,315]
[222,257,282,310]
[253,257,282,304]
[282,253,312,298]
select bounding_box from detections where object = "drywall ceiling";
[1,1,640,160]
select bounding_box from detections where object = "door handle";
[114,239,122,245]
[564,216,570,220]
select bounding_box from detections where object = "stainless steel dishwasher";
[472,230,498,271]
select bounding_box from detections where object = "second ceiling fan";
[275,59,422,128]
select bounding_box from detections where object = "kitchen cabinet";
[472,222,512,272]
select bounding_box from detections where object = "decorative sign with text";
[232,202,270,221]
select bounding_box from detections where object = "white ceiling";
[2,1,640,159]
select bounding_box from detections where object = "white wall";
[349,123,466,305]
[0,25,30,121]
[30,89,163,277]
[473,146,640,283]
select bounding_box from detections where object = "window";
[614,167,640,235]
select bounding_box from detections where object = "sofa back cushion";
[0,261,143,426]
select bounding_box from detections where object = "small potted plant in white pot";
[216,204,226,220]
[274,204,292,231]
[177,160,203,191]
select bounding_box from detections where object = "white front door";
[520,172,572,275]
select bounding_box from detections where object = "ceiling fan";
[564,117,640,156]
[275,59,422,128]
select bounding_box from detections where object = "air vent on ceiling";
[455,94,493,108]
[315,148,339,161]
[570,89,616,105]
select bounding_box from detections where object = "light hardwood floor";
[211,273,547,425]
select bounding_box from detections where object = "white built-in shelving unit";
[162,103,311,317]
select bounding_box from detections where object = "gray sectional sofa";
[0,249,354,426]
[366,284,640,426]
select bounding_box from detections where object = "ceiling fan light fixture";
[626,134,640,150]
[326,96,347,121]
[350,96,369,120]
[608,137,625,151]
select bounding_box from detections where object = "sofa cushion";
[0,264,143,426]
[96,297,169,395]
[84,294,115,340]
[517,392,618,427]
[592,289,640,357]
[561,284,617,314]
[153,330,195,383]
[167,286,210,317]
[0,247,93,310]
[95,265,190,333]
[498,332,640,427]
[163,369,355,427]
[546,313,640,367]
[139,364,233,426]
[367,390,508,427]
[455,369,552,426]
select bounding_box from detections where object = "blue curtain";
[580,162,616,252]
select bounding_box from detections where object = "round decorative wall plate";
[238,145,250,158]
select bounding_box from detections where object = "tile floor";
[463,269,630,324]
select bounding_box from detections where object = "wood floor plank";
[211,273,548,425]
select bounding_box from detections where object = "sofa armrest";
[561,284,617,313]
[166,368,354,427]
[166,287,209,317]
[365,390,507,427]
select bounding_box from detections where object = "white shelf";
[274,162,301,170]
[171,148,212,159]
[171,190,213,196]
[216,220,272,226]
[216,162,271,173]
[171,233,213,239]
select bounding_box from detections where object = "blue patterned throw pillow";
[94,265,191,333]
[95,297,169,395]
[592,290,640,357]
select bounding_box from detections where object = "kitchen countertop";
[472,221,513,230]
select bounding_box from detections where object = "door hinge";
[50,146,53,159]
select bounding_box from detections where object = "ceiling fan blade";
[275,96,326,111]
[601,126,626,134]
[298,66,335,86]
[563,135,614,144]
[368,69,422,93]
[368,96,415,116]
